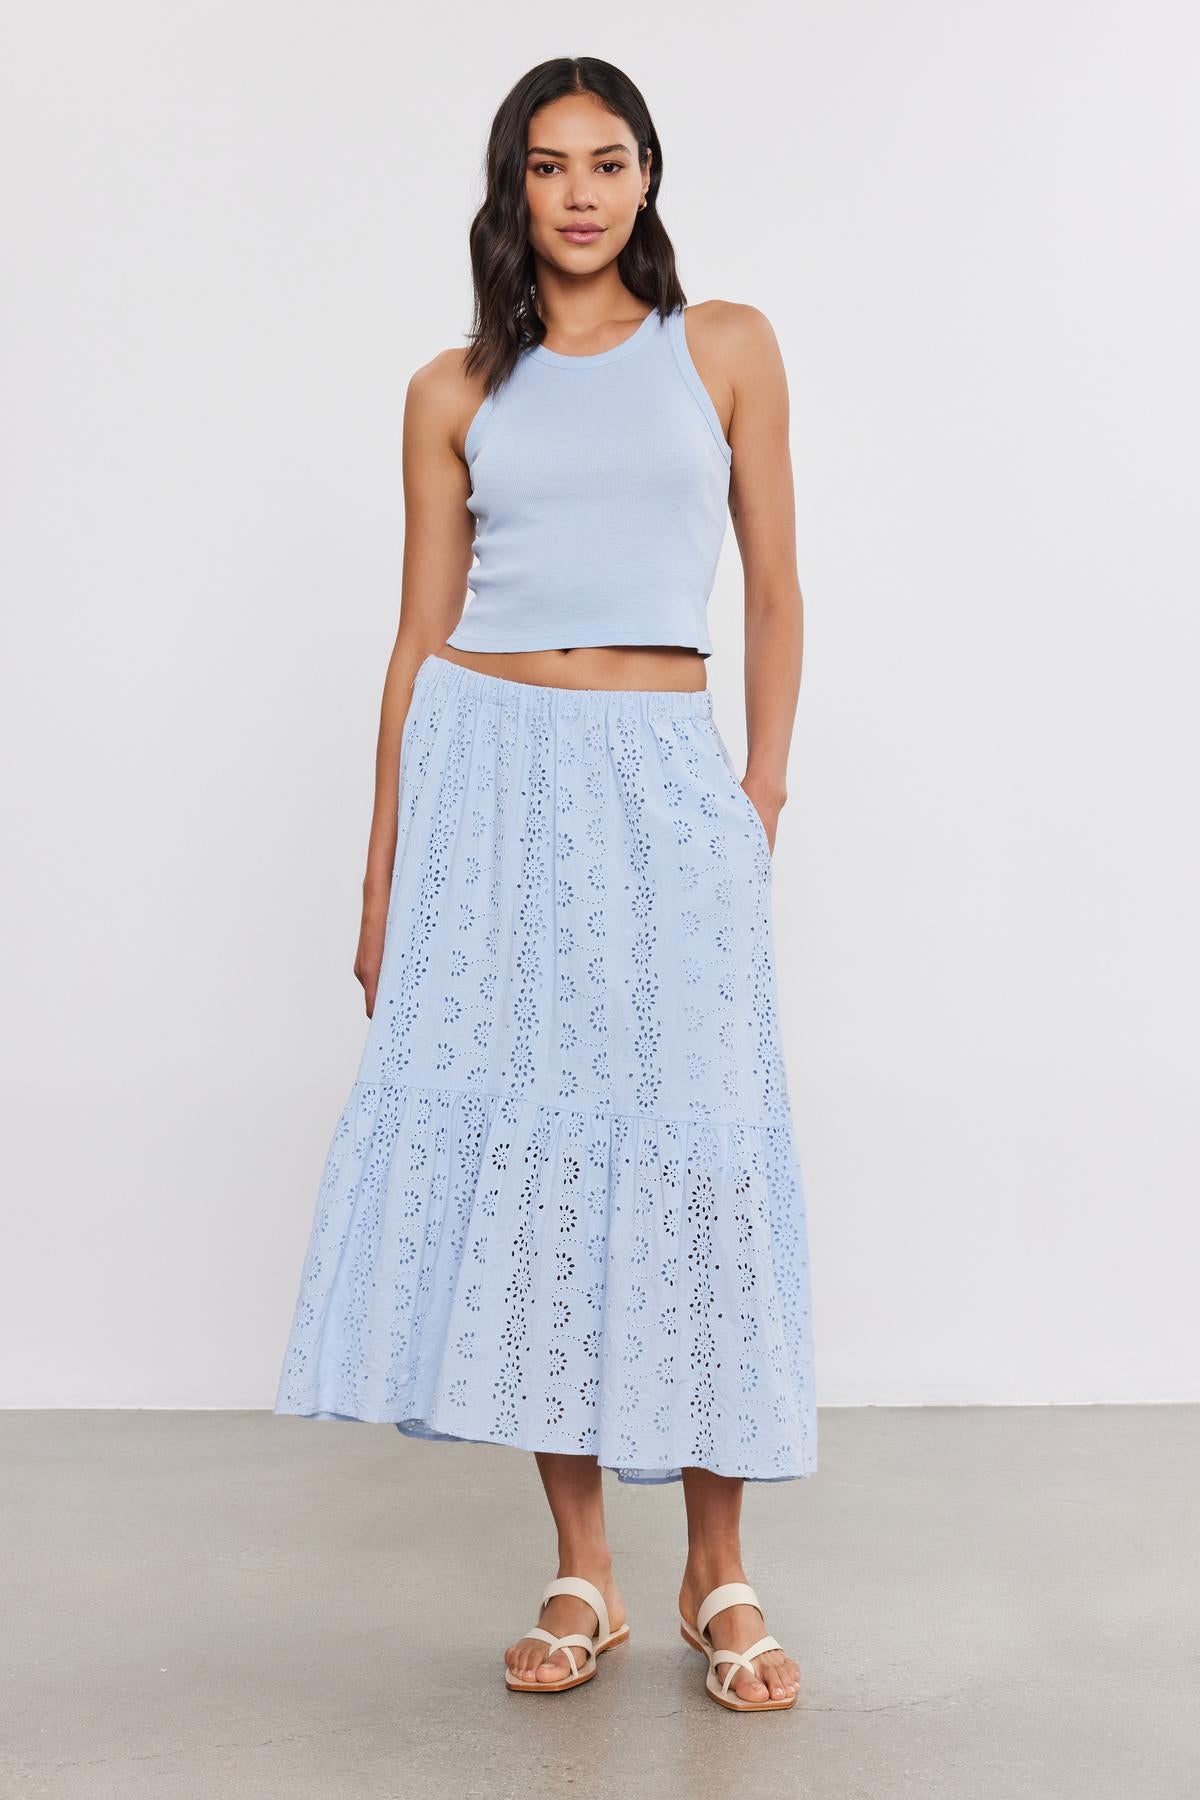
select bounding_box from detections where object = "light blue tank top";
[446,304,732,660]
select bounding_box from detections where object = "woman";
[275,56,817,1713]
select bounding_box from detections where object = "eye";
[528,160,628,178]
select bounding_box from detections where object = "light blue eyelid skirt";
[274,652,817,1484]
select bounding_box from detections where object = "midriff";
[435,642,708,694]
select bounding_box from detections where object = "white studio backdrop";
[1,1,1196,1410]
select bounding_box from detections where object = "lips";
[558,226,604,242]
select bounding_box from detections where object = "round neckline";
[528,306,662,368]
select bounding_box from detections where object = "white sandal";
[505,1575,630,1693]
[679,1581,798,1712]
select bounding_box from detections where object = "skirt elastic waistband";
[415,652,714,720]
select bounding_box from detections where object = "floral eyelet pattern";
[275,653,816,1484]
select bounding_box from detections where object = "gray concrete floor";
[2,1406,1197,1799]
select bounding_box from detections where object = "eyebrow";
[526,143,633,158]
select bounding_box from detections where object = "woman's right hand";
[354,886,391,1018]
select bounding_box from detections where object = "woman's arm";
[354,350,478,1015]
[704,302,805,855]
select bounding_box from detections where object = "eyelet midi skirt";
[274,651,817,1483]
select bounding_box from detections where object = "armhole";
[667,307,733,466]
[464,388,497,467]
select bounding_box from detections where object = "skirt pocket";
[705,717,773,864]
[733,782,771,858]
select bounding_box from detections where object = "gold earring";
[638,195,648,211]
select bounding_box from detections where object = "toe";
[761,1650,798,1699]
[511,1638,542,1681]
[536,1654,569,1683]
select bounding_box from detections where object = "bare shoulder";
[681,298,781,366]
[404,344,487,460]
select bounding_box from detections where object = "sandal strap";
[540,1575,610,1643]
[520,1625,598,1680]
[696,1581,761,1642]
[710,1634,783,1698]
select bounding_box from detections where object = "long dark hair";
[464,58,686,393]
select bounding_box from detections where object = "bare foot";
[504,1557,626,1685]
[678,1566,800,1705]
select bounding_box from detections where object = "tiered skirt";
[274,651,817,1483]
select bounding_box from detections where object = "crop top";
[446,303,732,660]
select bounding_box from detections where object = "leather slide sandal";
[504,1575,630,1693]
[679,1581,798,1712]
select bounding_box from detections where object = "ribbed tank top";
[446,303,732,660]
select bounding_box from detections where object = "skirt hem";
[273,1403,817,1486]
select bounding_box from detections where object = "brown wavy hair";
[463,57,687,394]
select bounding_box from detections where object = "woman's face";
[524,93,649,276]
